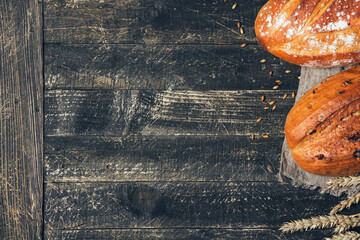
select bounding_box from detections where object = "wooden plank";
[45,44,300,90]
[45,135,282,182]
[45,90,295,136]
[44,0,268,44]
[44,182,340,230]
[0,0,43,239]
[44,228,334,240]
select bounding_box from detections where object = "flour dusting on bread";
[255,0,360,67]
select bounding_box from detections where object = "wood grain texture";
[45,135,282,182]
[45,44,300,90]
[44,0,268,44]
[44,182,339,230]
[45,89,295,136]
[44,228,333,240]
[41,0,319,239]
[0,0,43,239]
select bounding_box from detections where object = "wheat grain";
[330,192,360,215]
[280,214,360,233]
[325,231,360,240]
[327,176,360,190]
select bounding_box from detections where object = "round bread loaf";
[285,66,360,176]
[255,0,360,68]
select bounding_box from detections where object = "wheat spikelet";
[330,192,360,215]
[325,231,360,240]
[280,213,360,233]
[334,213,360,233]
[327,176,360,190]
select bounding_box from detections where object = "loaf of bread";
[285,66,360,176]
[255,0,360,68]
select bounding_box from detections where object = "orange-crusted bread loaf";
[285,66,360,176]
[255,0,360,68]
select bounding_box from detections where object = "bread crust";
[285,66,360,176]
[255,0,360,68]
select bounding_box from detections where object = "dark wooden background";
[0,0,351,239]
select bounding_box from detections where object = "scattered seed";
[273,85,279,89]
[261,96,265,102]
[283,94,287,99]
[240,27,244,34]
[260,86,265,89]
[352,112,360,116]
[269,71,273,76]
[264,106,269,109]
[269,101,276,105]
[232,3,238,9]
[237,22,241,29]
[260,59,266,63]
[292,92,295,98]
[275,80,281,83]
[262,135,269,138]
[256,117,262,123]
[285,70,292,73]
[272,105,277,111]
[341,80,352,87]
[240,43,246,48]
[251,134,255,140]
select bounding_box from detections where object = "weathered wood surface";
[44,228,333,240]
[45,136,282,182]
[45,90,295,136]
[42,0,346,239]
[44,0,268,44]
[44,182,340,230]
[0,0,43,239]
[45,44,300,90]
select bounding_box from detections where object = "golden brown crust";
[285,66,360,176]
[285,67,360,148]
[255,0,360,68]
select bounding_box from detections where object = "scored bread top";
[284,66,360,176]
[255,0,360,67]
[285,66,360,148]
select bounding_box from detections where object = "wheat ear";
[330,192,360,215]
[327,176,360,190]
[280,213,360,233]
[280,215,341,232]
[325,231,360,240]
